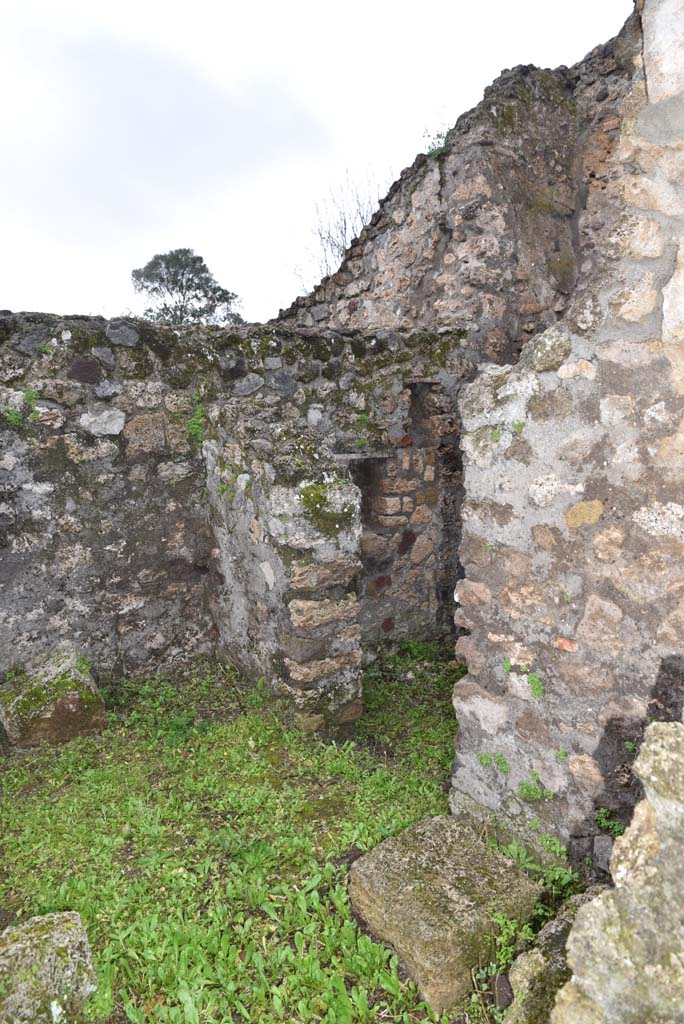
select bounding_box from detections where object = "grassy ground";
[1,643,467,1024]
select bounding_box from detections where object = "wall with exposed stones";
[0,314,220,683]
[202,326,476,731]
[280,17,641,368]
[552,721,684,1023]
[0,315,476,737]
[3,0,683,905]
[450,0,684,870]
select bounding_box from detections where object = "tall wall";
[449,0,684,868]
[4,3,683,880]
[203,326,476,730]
[280,20,641,367]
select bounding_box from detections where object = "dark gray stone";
[91,345,115,368]
[232,373,264,396]
[95,380,123,400]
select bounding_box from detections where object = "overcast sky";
[1,0,634,323]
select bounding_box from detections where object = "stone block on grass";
[0,912,97,1023]
[350,815,542,1014]
[0,644,106,750]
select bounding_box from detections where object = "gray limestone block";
[552,722,684,1024]
[90,345,115,368]
[105,320,139,347]
[350,815,542,1014]
[94,380,123,400]
[79,406,126,436]
[0,912,97,1023]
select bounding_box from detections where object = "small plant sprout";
[493,753,510,776]
[503,657,512,673]
[518,770,554,802]
[491,427,501,442]
[423,127,449,158]
[187,395,205,443]
[478,753,493,768]
[2,407,23,428]
[512,420,525,434]
[23,388,39,419]
[527,672,545,699]
[555,749,568,762]
[595,808,625,837]
[539,833,567,859]
[624,739,637,753]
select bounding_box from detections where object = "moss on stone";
[299,482,356,537]
[5,669,99,721]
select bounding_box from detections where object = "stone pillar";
[205,428,364,733]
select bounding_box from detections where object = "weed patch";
[1,653,465,1023]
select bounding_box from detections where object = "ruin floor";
[1,647,478,1022]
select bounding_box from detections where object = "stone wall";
[0,313,220,681]
[449,0,684,868]
[3,0,683,894]
[280,16,641,368]
[203,326,475,730]
[552,721,684,1023]
[1,315,476,735]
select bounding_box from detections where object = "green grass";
[0,652,465,1024]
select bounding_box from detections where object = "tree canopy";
[131,248,244,326]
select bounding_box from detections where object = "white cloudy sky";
[1,0,633,323]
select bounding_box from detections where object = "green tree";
[131,248,244,325]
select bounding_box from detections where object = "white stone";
[529,475,583,508]
[633,501,684,540]
[307,405,324,428]
[79,408,126,436]
[663,240,684,345]
[642,0,684,103]
[260,561,276,590]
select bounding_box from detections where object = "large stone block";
[350,816,541,1014]
[0,645,106,749]
[0,912,97,1023]
[505,887,604,1024]
[552,723,684,1024]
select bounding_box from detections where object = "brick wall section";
[353,381,458,644]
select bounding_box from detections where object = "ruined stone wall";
[280,24,640,369]
[4,1,682,832]
[0,315,475,735]
[203,326,476,730]
[450,0,684,868]
[0,313,220,681]
[553,721,684,1023]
